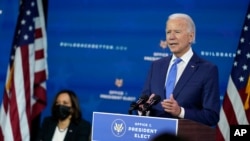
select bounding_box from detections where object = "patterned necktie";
[165,58,182,99]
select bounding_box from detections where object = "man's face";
[166,18,194,57]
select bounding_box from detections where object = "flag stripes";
[216,4,250,141]
[0,0,48,140]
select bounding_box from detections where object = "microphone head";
[136,94,149,105]
[129,94,149,112]
[140,94,149,101]
[141,95,161,112]
[129,102,137,111]
[152,95,161,105]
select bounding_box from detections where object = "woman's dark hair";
[51,89,82,123]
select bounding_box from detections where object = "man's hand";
[161,94,181,117]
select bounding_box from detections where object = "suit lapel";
[63,122,75,141]
[47,119,58,140]
[173,53,200,98]
[160,57,171,91]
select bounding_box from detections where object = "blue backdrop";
[0,0,249,123]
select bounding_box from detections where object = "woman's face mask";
[52,105,71,120]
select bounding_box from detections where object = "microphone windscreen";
[152,95,161,104]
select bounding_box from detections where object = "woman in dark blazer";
[36,89,91,141]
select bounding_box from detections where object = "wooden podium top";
[177,119,216,141]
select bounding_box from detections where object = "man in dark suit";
[140,13,220,126]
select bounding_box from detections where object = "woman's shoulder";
[71,118,90,126]
[70,118,91,132]
[78,119,91,127]
[42,116,57,124]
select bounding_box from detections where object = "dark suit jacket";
[36,116,91,141]
[142,53,220,126]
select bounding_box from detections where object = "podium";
[92,112,215,141]
[177,119,215,141]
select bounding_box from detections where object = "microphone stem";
[141,110,147,116]
[128,110,132,115]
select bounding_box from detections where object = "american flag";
[216,4,250,141]
[0,0,48,140]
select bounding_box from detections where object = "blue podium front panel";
[92,112,178,141]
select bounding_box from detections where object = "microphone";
[140,95,161,115]
[128,94,149,114]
